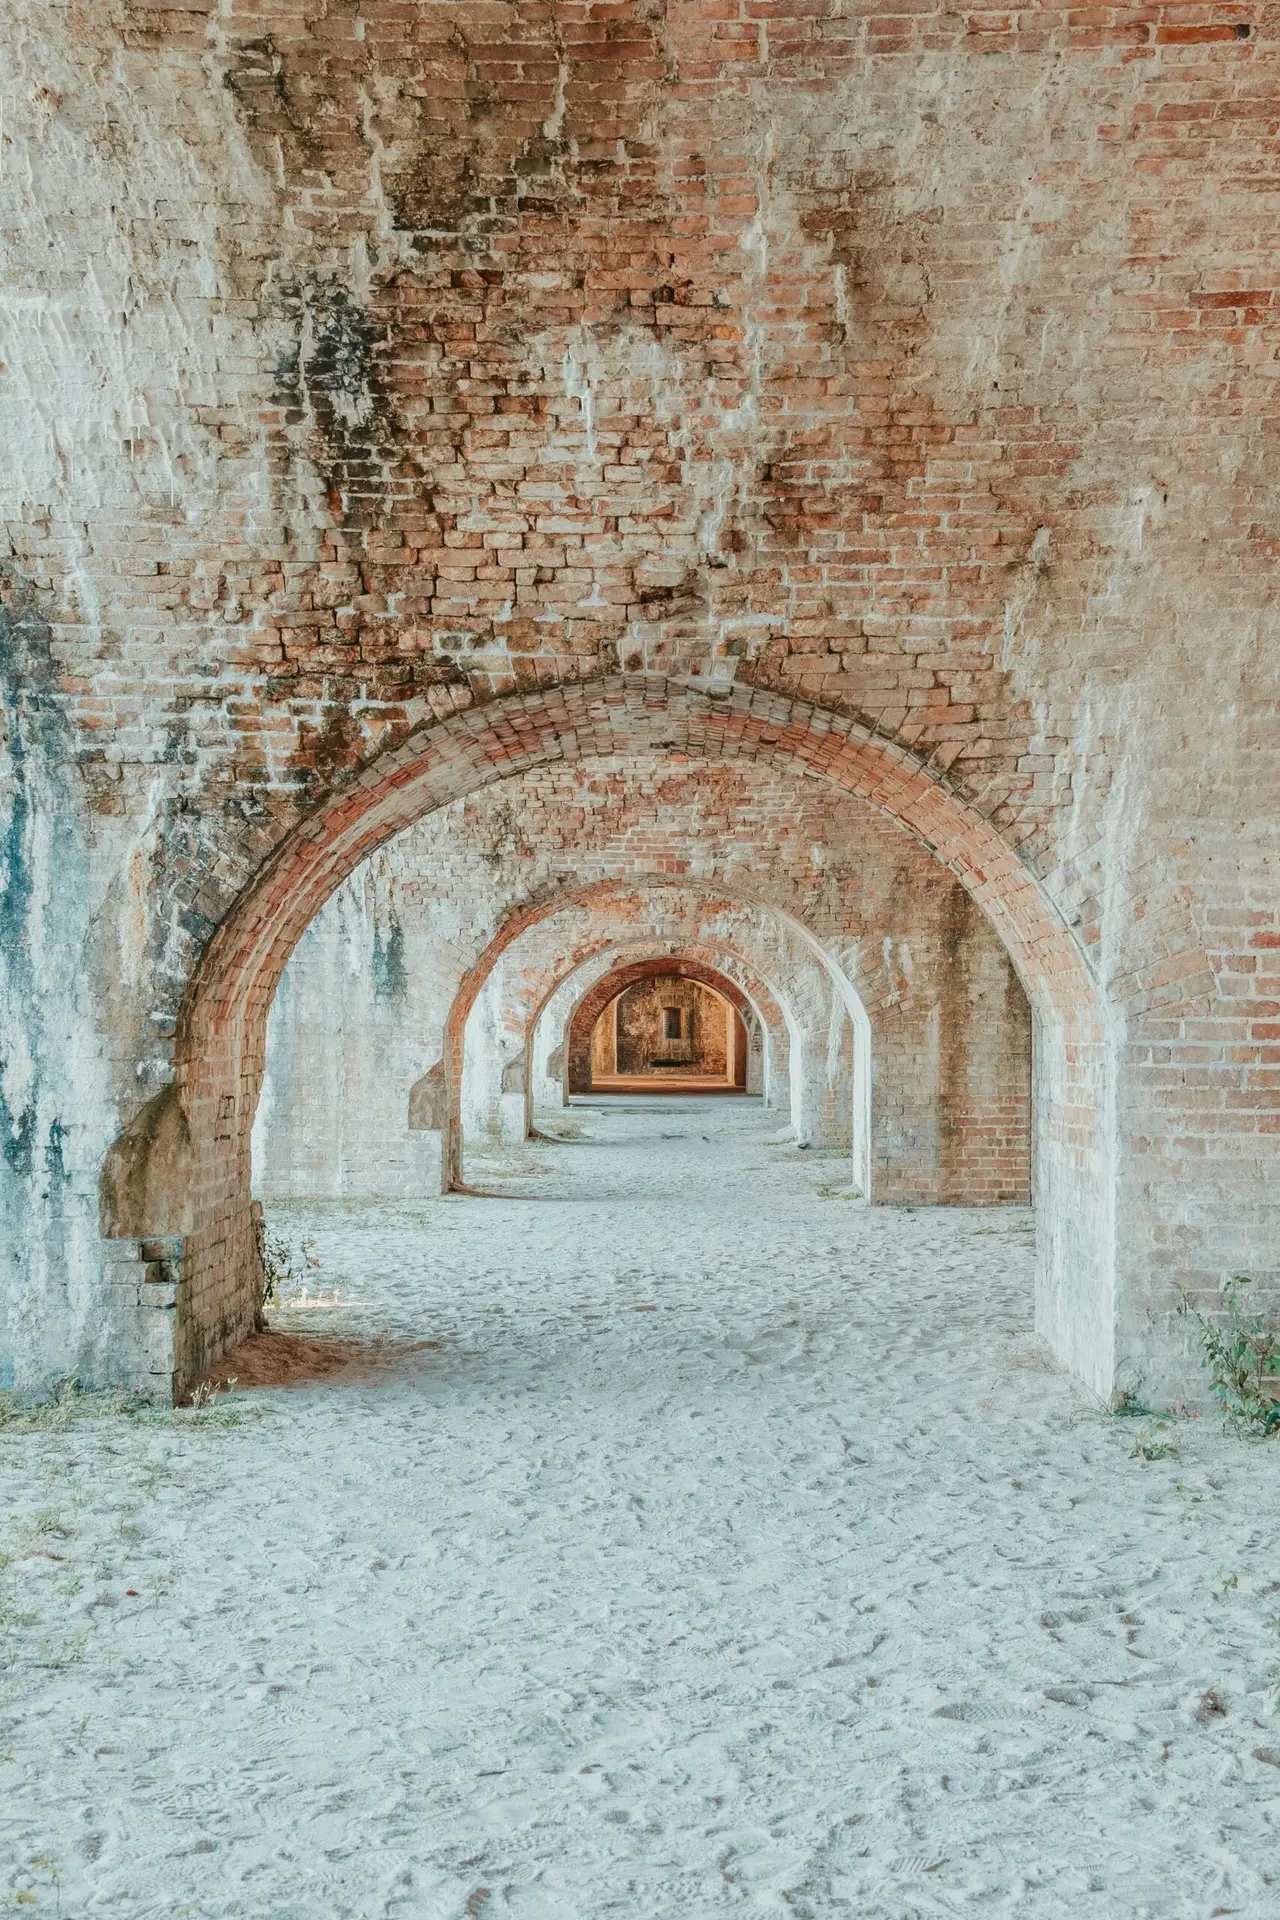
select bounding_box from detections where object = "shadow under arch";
[521,935,795,1133]
[156,674,1107,1396]
[442,872,872,1198]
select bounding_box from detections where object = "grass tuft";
[0,1379,149,1433]
[0,1374,260,1433]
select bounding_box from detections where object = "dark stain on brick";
[0,571,69,958]
[1,1102,35,1177]
[0,573,86,1197]
[221,34,322,180]
[45,1118,68,1181]
[372,917,408,1001]
[273,279,397,528]
[288,702,367,798]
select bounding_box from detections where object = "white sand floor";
[3,1097,1280,1918]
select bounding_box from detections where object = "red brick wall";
[939,891,1035,1206]
[7,5,1272,1403]
[616,979,729,1078]
[23,0,1271,879]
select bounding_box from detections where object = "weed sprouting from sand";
[33,1630,89,1671]
[0,1856,60,1912]
[1130,1424,1180,1461]
[176,1381,259,1428]
[260,1229,321,1306]
[1109,1389,1158,1420]
[0,1598,40,1632]
[1178,1278,1280,1436]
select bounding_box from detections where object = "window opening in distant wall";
[664,1006,683,1040]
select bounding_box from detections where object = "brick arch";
[442,871,870,1193]
[521,935,793,1133]
[564,957,758,1095]
[161,674,1107,1395]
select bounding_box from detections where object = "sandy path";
[3,1099,1279,1918]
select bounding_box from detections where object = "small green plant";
[1110,1388,1158,1419]
[1130,1423,1179,1461]
[1178,1277,1280,1435]
[33,1629,89,1670]
[1215,1565,1239,1598]
[260,1230,320,1306]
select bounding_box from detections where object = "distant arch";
[522,934,793,1131]
[563,956,757,1095]
[441,871,870,1192]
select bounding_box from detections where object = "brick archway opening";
[566,958,756,1097]
[150,677,1105,1397]
[523,935,793,1137]
[444,873,872,1196]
